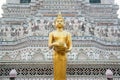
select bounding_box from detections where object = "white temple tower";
[0,0,120,78]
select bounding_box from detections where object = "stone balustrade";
[0,75,120,80]
[0,62,120,76]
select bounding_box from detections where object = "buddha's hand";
[58,42,71,53]
[52,42,60,47]
[58,42,66,47]
[55,48,70,54]
[52,42,66,47]
[49,42,59,49]
[65,48,71,53]
[52,42,66,52]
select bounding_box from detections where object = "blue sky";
[0,0,120,18]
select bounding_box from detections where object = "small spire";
[56,11,64,19]
[58,11,61,14]
[54,12,64,23]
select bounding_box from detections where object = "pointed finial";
[54,12,64,23]
[59,11,61,15]
[57,11,63,19]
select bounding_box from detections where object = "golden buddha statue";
[48,12,72,80]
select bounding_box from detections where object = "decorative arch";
[32,49,45,61]
[76,49,88,60]
[1,53,12,61]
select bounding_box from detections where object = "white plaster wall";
[84,0,89,3]
[101,0,114,4]
[6,0,20,4]
[31,0,36,2]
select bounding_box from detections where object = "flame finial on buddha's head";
[54,12,64,22]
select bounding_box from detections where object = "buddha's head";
[54,12,65,28]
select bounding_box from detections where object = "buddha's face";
[55,18,65,28]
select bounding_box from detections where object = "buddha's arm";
[48,32,54,49]
[66,33,72,52]
[48,32,59,49]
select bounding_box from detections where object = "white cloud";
[0,0,120,18]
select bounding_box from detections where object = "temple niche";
[0,52,10,60]
[76,49,88,60]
